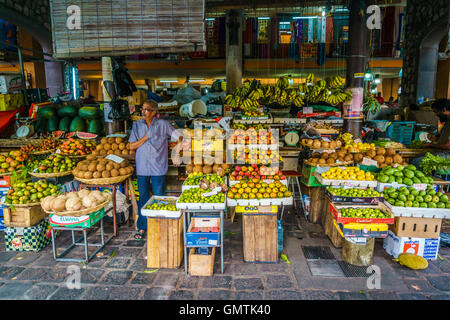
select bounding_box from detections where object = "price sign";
[413,183,427,191]
[354,139,362,144]
[303,107,313,114]
[362,157,378,167]
[105,155,125,164]
[202,187,222,197]
[322,137,331,142]
[55,149,61,154]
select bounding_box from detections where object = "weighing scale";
[284,131,300,147]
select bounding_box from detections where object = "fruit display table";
[50,209,113,263]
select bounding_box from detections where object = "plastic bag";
[108,99,130,121]
[173,85,201,105]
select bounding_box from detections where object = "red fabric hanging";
[381,6,395,57]
[326,16,334,56]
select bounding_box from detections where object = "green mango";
[410,189,419,196]
[394,171,404,177]
[424,195,433,202]
[419,190,427,197]
[412,177,421,184]
[420,202,428,208]
[396,177,403,184]
[440,195,449,202]
[415,195,424,203]
[432,195,440,203]
[415,171,425,178]
[403,170,415,179]
[428,202,437,208]
[388,176,395,184]
[391,192,399,199]
[403,178,413,186]
[405,201,413,207]
[378,174,389,183]
[395,200,405,207]
[412,201,420,207]
[384,168,394,175]
[428,189,436,196]
[407,194,415,201]
[398,194,407,202]
[385,187,396,194]
[437,202,446,208]
[447,202,450,209]
[406,164,417,171]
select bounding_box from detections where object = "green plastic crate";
[301,163,323,187]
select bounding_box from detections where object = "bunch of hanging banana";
[276,76,290,90]
[298,83,310,94]
[288,89,298,101]
[316,79,327,89]
[241,97,259,111]
[294,95,304,107]
[326,88,353,105]
[248,88,264,100]
[305,73,314,84]
[326,75,345,88]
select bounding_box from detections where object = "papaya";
[37,106,56,119]
[57,105,78,118]
[396,253,428,270]
[70,116,86,132]
[47,115,59,132]
[78,106,101,119]
[58,117,72,132]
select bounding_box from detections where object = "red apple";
[280,175,286,180]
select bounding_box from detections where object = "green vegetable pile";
[340,207,390,219]
[420,152,450,176]
[376,164,433,186]
[184,173,225,186]
[383,185,450,208]
[327,187,381,197]
[178,188,225,204]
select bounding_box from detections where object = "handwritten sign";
[362,157,378,167]
[303,107,313,114]
[105,155,125,164]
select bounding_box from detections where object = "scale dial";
[284,131,300,146]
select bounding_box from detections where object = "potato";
[385,157,393,165]
[326,158,335,164]
[344,154,353,162]
[393,154,403,164]
[376,148,386,156]
[321,152,329,160]
[374,155,385,164]
[318,158,326,165]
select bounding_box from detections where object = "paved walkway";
[0,207,449,300]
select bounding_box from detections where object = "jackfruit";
[396,253,428,270]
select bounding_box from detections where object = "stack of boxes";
[0,74,24,111]
[186,217,220,276]
[383,212,444,261]
[0,93,25,111]
[0,176,52,252]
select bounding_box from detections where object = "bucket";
[179,100,207,118]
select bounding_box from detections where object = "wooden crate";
[3,206,47,228]
[300,182,326,224]
[242,208,278,263]
[147,216,183,269]
[189,247,215,276]
[322,198,343,248]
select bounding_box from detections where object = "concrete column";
[225,10,244,94]
[343,0,369,139]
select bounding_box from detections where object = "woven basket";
[304,160,353,167]
[74,173,133,185]
[29,170,73,178]
[29,149,55,155]
[43,193,112,217]
[0,170,24,177]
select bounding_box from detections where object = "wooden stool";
[282,171,304,211]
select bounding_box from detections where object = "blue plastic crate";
[386,121,415,145]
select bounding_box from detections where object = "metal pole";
[17,46,29,107]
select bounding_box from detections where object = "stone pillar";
[400,0,450,106]
[225,10,243,94]
[343,0,369,139]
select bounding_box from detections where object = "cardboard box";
[49,208,105,228]
[0,75,23,93]
[334,220,388,238]
[329,202,394,224]
[186,217,220,246]
[383,230,440,260]
[390,216,441,239]
[4,218,52,252]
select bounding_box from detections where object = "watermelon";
[65,132,76,139]
[52,131,65,139]
[76,132,98,139]
[57,105,78,118]
[87,119,103,135]
[37,106,57,119]
[58,117,71,132]
[78,106,102,119]
[34,118,47,134]
[47,115,59,132]
[70,116,86,132]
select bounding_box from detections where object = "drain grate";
[338,261,371,278]
[302,246,336,260]
[307,260,346,277]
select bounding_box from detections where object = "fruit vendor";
[411,99,450,167]
[129,100,184,240]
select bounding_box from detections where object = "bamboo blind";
[50,0,205,58]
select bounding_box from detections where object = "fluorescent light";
[293,16,318,19]
[374,75,381,84]
[322,10,326,16]
[258,17,270,20]
[205,18,215,21]
[280,22,290,24]
[190,79,205,82]
[72,67,77,100]
[335,8,349,12]
[160,80,178,83]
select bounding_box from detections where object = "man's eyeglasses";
[142,108,157,113]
